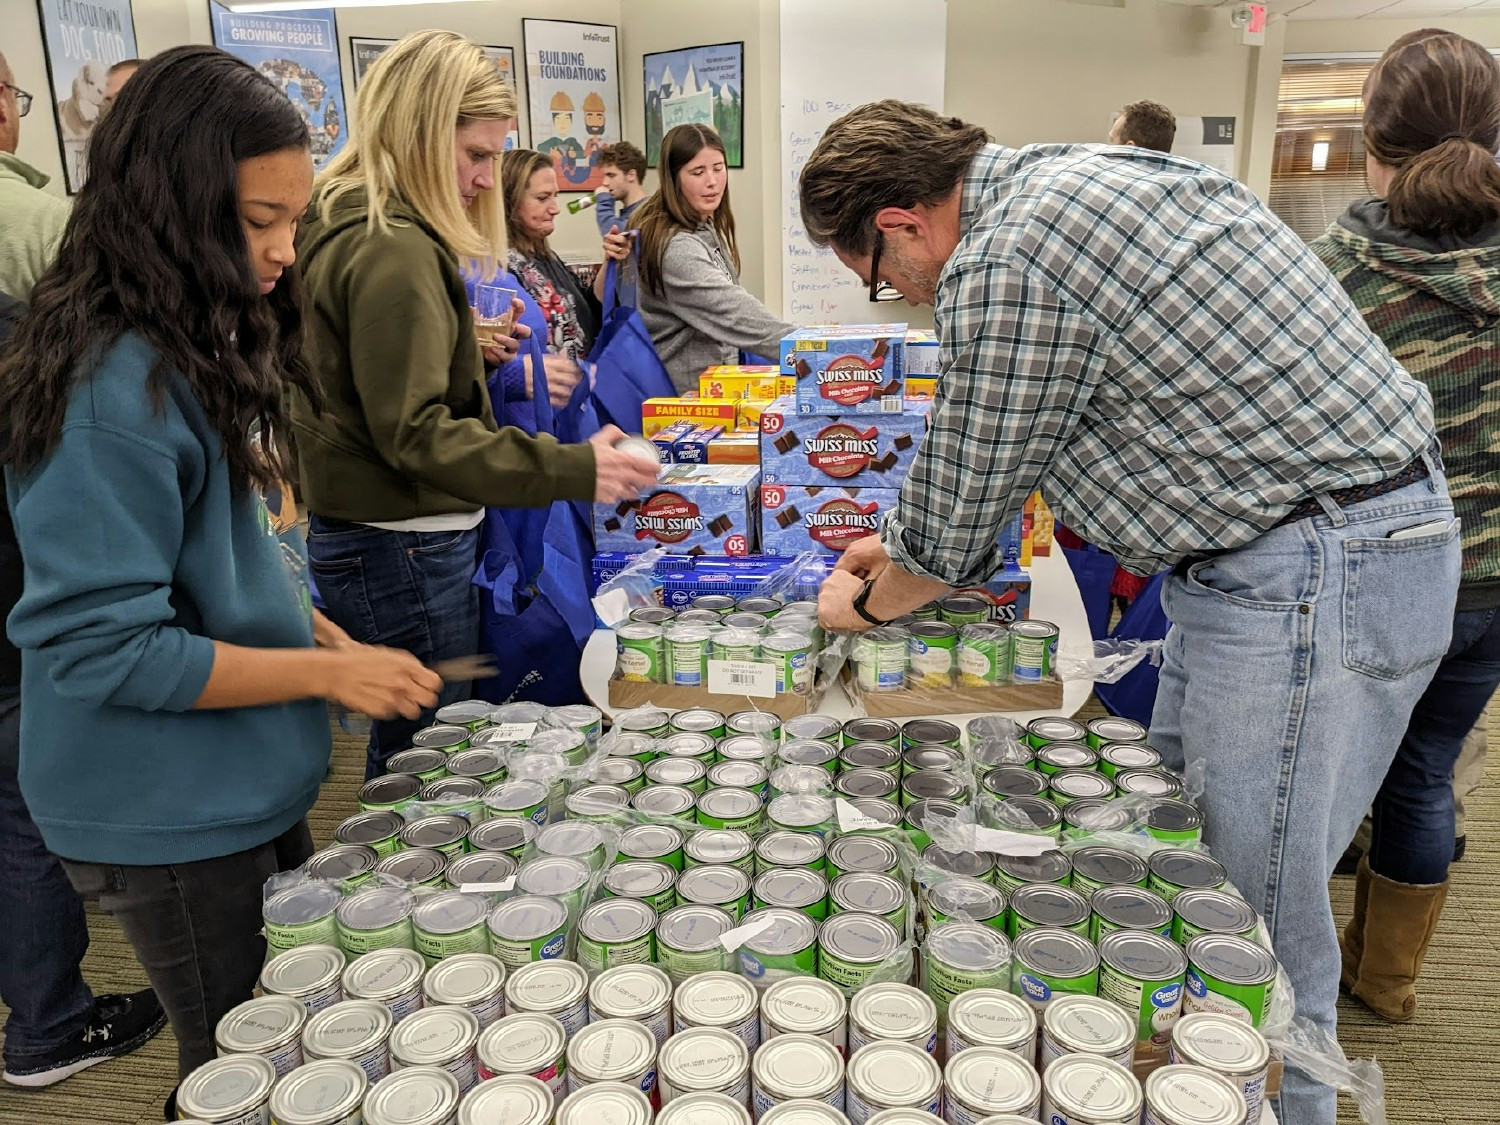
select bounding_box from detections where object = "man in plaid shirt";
[802,101,1459,1124]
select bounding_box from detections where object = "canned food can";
[476,1012,569,1105]
[1143,1064,1249,1125]
[1169,1012,1270,1123]
[675,971,761,1052]
[1097,930,1187,1070]
[906,624,958,688]
[421,953,506,1030]
[1147,800,1205,846]
[457,1073,553,1125]
[386,748,450,782]
[267,1058,366,1125]
[1011,927,1101,1013]
[842,799,905,834]
[923,922,1010,1027]
[697,787,766,834]
[537,820,609,868]
[902,745,961,774]
[772,764,834,798]
[400,815,472,858]
[563,785,629,827]
[629,606,676,626]
[517,856,592,914]
[708,760,770,798]
[678,864,754,921]
[664,625,712,686]
[923,877,1007,933]
[1024,717,1085,750]
[776,715,838,747]
[363,1066,461,1125]
[1034,743,1098,775]
[656,1090,754,1125]
[388,1004,480,1093]
[839,742,902,776]
[919,844,992,884]
[335,887,416,959]
[616,624,666,683]
[1039,994,1135,1073]
[618,823,687,870]
[781,739,841,771]
[736,907,820,987]
[756,867,830,920]
[1040,1055,1141,1124]
[444,851,518,898]
[411,892,491,967]
[445,749,508,787]
[852,627,910,693]
[215,995,306,1078]
[177,1054,277,1125]
[763,632,815,695]
[676,610,723,627]
[302,999,393,1083]
[412,724,472,754]
[1047,770,1116,806]
[420,776,486,818]
[902,799,962,853]
[258,944,345,1015]
[1061,799,1136,835]
[972,739,1033,771]
[1183,935,1278,1028]
[589,963,674,1048]
[692,595,738,615]
[374,848,448,891]
[902,770,966,808]
[468,816,536,859]
[1115,769,1185,801]
[767,793,835,835]
[755,831,827,875]
[1009,621,1058,684]
[758,1100,850,1125]
[1097,741,1163,779]
[992,848,1072,896]
[848,983,937,1055]
[506,960,590,1041]
[601,731,658,765]
[828,872,906,932]
[834,769,899,803]
[577,897,658,974]
[843,718,902,749]
[980,766,1046,802]
[603,860,679,915]
[433,701,491,732]
[1008,885,1093,940]
[727,710,783,739]
[957,623,1012,687]
[340,948,426,1025]
[817,912,901,993]
[1083,716,1146,748]
[674,708,730,739]
[845,1041,941,1125]
[752,1033,846,1118]
[595,756,647,794]
[334,810,405,857]
[942,1045,1042,1125]
[718,735,778,764]
[1172,889,1259,945]
[1148,850,1229,905]
[658,1027,751,1107]
[616,707,674,739]
[486,895,569,971]
[656,903,736,983]
[986,797,1063,843]
[482,779,552,828]
[550,703,604,746]
[944,988,1036,1060]
[1091,885,1174,943]
[826,836,900,880]
[632,784,699,826]
[360,774,421,814]
[564,1018,658,1097]
[760,976,848,1052]
[556,1081,654,1125]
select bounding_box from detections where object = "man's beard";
[886,242,944,302]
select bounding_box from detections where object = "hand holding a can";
[590,425,662,503]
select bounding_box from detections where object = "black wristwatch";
[852,578,891,627]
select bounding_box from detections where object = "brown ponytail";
[1364,28,1500,240]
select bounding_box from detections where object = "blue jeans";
[1151,470,1460,1125]
[307,517,482,779]
[1371,604,1500,885]
[0,688,95,1065]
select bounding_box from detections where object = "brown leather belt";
[1276,459,1429,528]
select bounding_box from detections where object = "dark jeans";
[307,516,482,779]
[0,689,95,1064]
[1370,604,1500,885]
[61,821,313,1079]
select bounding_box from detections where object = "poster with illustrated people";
[210,3,347,171]
[34,0,139,193]
[643,42,744,168]
[522,18,621,193]
[349,37,523,148]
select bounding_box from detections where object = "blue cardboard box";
[595,465,761,557]
[759,396,930,486]
[760,484,900,556]
[781,324,908,415]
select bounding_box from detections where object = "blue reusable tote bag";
[588,253,677,431]
[1093,570,1171,726]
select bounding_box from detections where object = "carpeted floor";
[1,704,1496,1125]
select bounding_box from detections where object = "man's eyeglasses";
[867,229,901,303]
[2,84,33,118]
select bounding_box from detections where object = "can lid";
[1026,716,1083,741]
[341,948,425,1001]
[1099,928,1189,980]
[446,748,506,778]
[761,631,813,656]
[990,791,1066,829]
[840,743,901,771]
[1035,742,1097,770]
[946,988,1036,1049]
[863,1111,946,1125]
[436,700,493,725]
[903,799,962,832]
[551,703,603,727]
[993,847,1070,884]
[755,867,829,910]
[921,843,993,880]
[267,1059,366,1125]
[827,835,898,873]
[1042,1055,1142,1118]
[780,739,839,767]
[565,786,629,818]
[686,830,757,867]
[967,714,1018,741]
[767,793,834,829]
[420,777,484,803]
[412,891,490,936]
[1062,799,1136,833]
[649,757,708,786]
[1184,934,1278,986]
[740,906,818,956]
[848,1041,941,1106]
[531,728,586,755]
[758,1099,852,1125]
[834,768,898,800]
[902,770,964,803]
[566,1018,656,1080]
[845,716,901,739]
[412,724,471,750]
[1144,1065,1249,1125]
[849,982,936,1039]
[1047,770,1116,800]
[1150,850,1229,889]
[1116,769,1183,798]
[655,1091,754,1125]
[761,977,846,1033]
[755,830,826,867]
[364,1066,461,1125]
[1009,884,1090,928]
[726,710,782,735]
[1171,1012,1271,1073]
[658,904,736,952]
[782,714,840,739]
[770,764,833,797]
[1174,889,1259,935]
[663,733,717,758]
[423,953,506,1007]
[517,856,591,896]
[603,731,658,758]
[633,784,698,817]
[215,995,305,1053]
[469,817,535,853]
[537,821,606,859]
[589,963,673,1019]
[306,844,379,884]
[617,707,672,731]
[458,1075,554,1125]
[336,885,417,930]
[697,788,762,820]
[927,877,1005,921]
[1100,742,1162,770]
[1013,927,1100,977]
[972,740,1034,770]
[926,921,1010,972]
[446,851,518,888]
[259,944,345,998]
[1089,885,1173,930]
[1148,798,1204,834]
[981,766,1047,799]
[675,707,729,730]
[581,897,658,944]
[476,1013,566,1072]
[596,758,644,787]
[718,735,777,762]
[619,823,686,858]
[302,999,393,1058]
[264,881,344,925]
[818,911,901,965]
[845,798,904,828]
[944,1046,1041,1115]
[556,1081,654,1125]
[751,1033,843,1098]
[678,864,752,907]
[1089,716,1147,741]
[1011,619,1061,639]
[673,971,758,1025]
[604,860,677,900]
[482,779,550,813]
[386,749,448,776]
[176,1054,277,1119]
[658,1026,749,1090]
[487,895,569,942]
[829,871,905,916]
[374,848,446,885]
[389,1005,480,1066]
[1043,994,1135,1054]
[902,746,960,772]
[506,959,588,1010]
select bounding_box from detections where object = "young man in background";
[1109,98,1176,152]
[595,141,648,308]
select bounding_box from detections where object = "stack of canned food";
[215,700,1279,1125]
[851,607,1060,693]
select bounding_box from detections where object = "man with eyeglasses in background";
[0,51,71,299]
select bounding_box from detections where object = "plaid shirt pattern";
[884,144,1437,584]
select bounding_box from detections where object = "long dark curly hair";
[0,45,322,492]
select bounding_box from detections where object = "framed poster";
[210,3,347,171]
[522,18,621,193]
[643,42,743,169]
[347,38,522,147]
[33,0,139,193]
[348,36,393,89]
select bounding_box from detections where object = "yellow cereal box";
[735,398,775,433]
[1030,491,1054,557]
[699,366,781,401]
[707,433,761,465]
[640,397,740,438]
[905,378,938,401]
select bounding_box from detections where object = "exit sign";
[1241,3,1268,46]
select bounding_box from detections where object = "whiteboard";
[779,0,947,323]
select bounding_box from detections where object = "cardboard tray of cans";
[840,668,1064,718]
[607,677,821,719]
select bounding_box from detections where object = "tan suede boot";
[1347,859,1450,1023]
[1339,858,1370,993]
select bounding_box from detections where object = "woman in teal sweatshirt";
[0,47,441,1091]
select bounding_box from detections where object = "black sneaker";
[2,988,166,1088]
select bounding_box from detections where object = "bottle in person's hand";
[567,193,598,214]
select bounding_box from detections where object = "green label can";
[399,814,471,859]
[1086,717,1148,750]
[333,810,405,858]
[1148,850,1229,905]
[445,749,508,787]
[992,848,1073,896]
[901,720,961,752]
[766,793,834,835]
[1012,927,1101,1013]
[516,855,592,915]
[781,714,842,746]
[1098,741,1163,779]
[1091,884,1174,943]
[833,768,899,804]
[842,717,901,749]
[305,844,378,890]
[1069,846,1149,896]
[906,623,958,688]
[595,756,647,795]
[1047,769,1116,807]
[987,796,1064,847]
[411,724,472,754]
[661,732,718,766]
[616,624,666,683]
[1172,889,1260,945]
[1007,884,1091,939]
[839,742,902,776]
[754,830,827,876]
[1024,716,1087,750]
[726,710,783,740]
[924,876,1007,933]
[957,623,1013,687]
[1034,743,1098,776]
[1183,934,1278,1028]
[656,904,735,984]
[373,846,448,890]
[900,769,966,808]
[902,798,962,853]
[737,907,819,986]
[629,606,676,625]
[482,779,552,828]
[673,708,729,741]
[717,735,777,764]
[696,787,765,834]
[677,864,753,921]
[632,784,700,827]
[467,816,535,860]
[264,883,344,956]
[924,921,1011,1027]
[853,627,910,693]
[825,835,900,881]
[828,871,907,933]
[755,866,830,920]
[647,756,709,795]
[1010,621,1059,684]
[1147,799,1205,846]
[762,632,814,696]
[385,749,450,783]
[618,823,686,871]
[603,860,679,915]
[335,886,417,958]
[684,829,757,875]
[485,895,570,970]
[664,624,713,687]
[939,594,991,627]
[1097,929,1187,1070]
[411,890,492,967]
[577,897,658,974]
[817,911,901,993]
[707,760,770,799]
